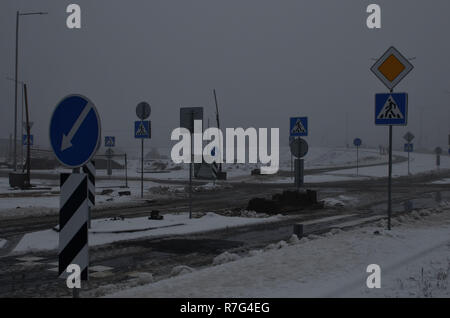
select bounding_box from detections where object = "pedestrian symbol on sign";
[134,121,151,139]
[377,96,404,120]
[292,119,306,134]
[137,122,147,136]
[375,93,408,126]
[290,117,308,137]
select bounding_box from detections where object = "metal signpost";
[135,102,151,199]
[353,138,362,176]
[290,117,309,190]
[371,46,414,231]
[404,143,414,175]
[403,132,415,175]
[180,107,203,219]
[435,147,442,168]
[105,148,114,176]
[49,94,101,296]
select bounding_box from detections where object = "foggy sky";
[1,0,449,156]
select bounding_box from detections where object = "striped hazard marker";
[59,173,89,281]
[82,161,95,228]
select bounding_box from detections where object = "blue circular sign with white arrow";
[49,95,101,168]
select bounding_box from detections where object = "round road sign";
[353,138,362,147]
[290,138,308,158]
[49,94,101,169]
[136,102,151,120]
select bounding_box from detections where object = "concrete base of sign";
[9,172,30,189]
[293,223,304,238]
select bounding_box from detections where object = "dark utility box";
[9,172,29,188]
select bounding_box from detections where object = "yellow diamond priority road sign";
[371,46,414,90]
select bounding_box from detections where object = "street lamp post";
[13,10,48,171]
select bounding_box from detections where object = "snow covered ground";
[0,147,447,219]
[12,212,284,254]
[330,151,450,179]
[107,204,450,298]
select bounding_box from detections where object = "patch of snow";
[106,208,450,298]
[213,252,241,266]
[13,212,284,254]
[170,265,195,277]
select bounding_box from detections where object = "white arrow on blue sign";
[135,121,151,139]
[375,93,408,126]
[49,95,101,169]
[290,117,308,137]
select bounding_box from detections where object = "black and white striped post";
[59,173,89,284]
[211,162,219,182]
[82,160,95,228]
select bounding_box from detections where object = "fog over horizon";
[1,0,450,156]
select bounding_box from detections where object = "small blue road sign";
[404,143,414,153]
[105,136,115,147]
[290,117,308,137]
[49,95,101,169]
[353,138,362,147]
[375,93,408,126]
[22,134,33,146]
[135,121,151,139]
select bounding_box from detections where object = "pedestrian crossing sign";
[290,117,308,137]
[375,93,408,126]
[134,121,151,139]
[104,136,115,147]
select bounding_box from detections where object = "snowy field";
[12,212,284,254]
[107,203,450,298]
[0,147,448,219]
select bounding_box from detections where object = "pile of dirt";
[247,190,322,214]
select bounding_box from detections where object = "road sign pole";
[125,153,128,188]
[356,146,359,176]
[291,154,293,180]
[141,138,144,198]
[388,124,392,231]
[189,112,193,219]
[408,150,410,176]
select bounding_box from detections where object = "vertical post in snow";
[356,145,359,176]
[141,138,144,198]
[408,149,410,176]
[189,111,193,219]
[24,83,31,186]
[388,125,393,231]
[291,153,294,179]
[125,153,128,188]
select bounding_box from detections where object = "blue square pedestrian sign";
[404,143,413,153]
[22,134,33,146]
[105,136,115,147]
[375,93,408,126]
[290,117,308,137]
[135,121,151,139]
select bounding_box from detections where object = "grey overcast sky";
[1,0,449,155]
